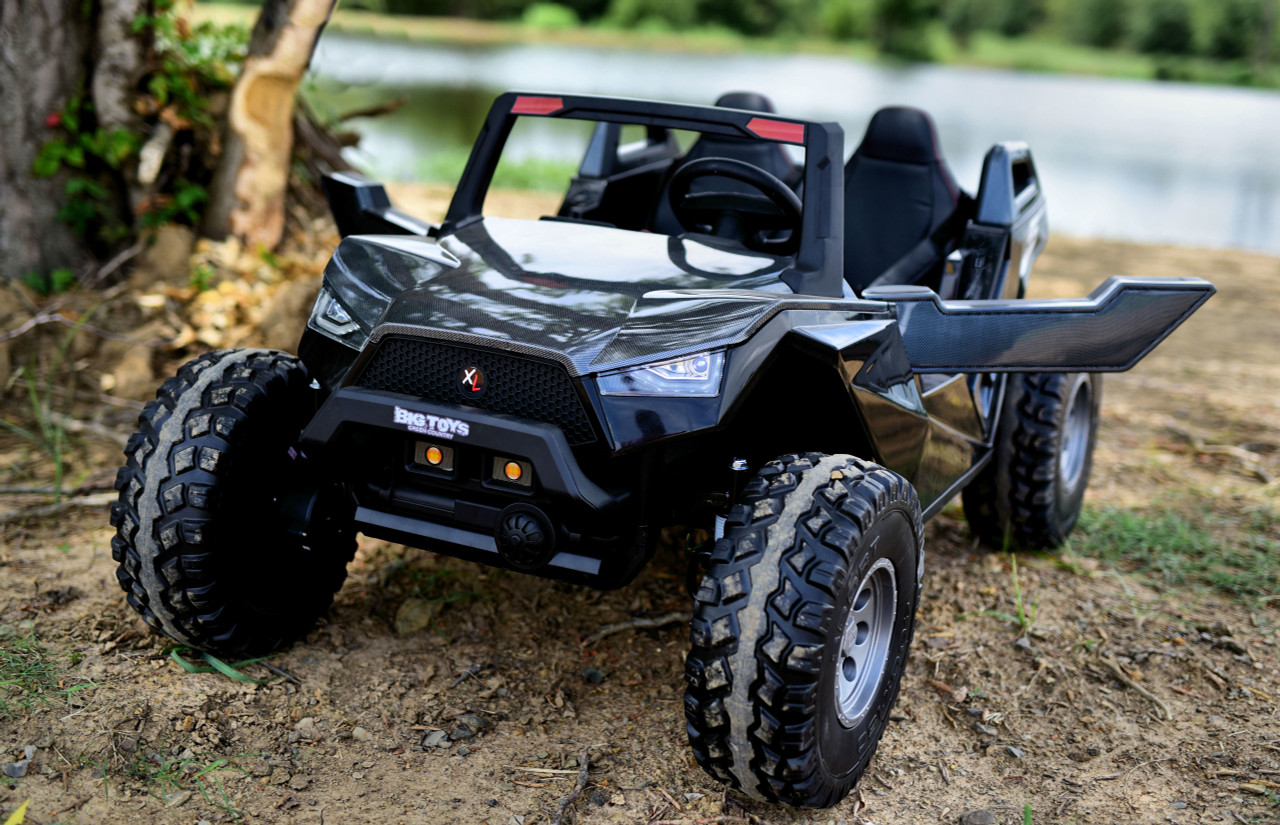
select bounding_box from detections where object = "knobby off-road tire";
[963,372,1102,549]
[110,349,356,656]
[684,453,924,808]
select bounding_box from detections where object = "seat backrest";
[843,107,961,294]
[650,92,798,235]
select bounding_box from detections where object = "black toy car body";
[111,91,1213,808]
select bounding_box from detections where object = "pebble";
[352,771,365,780]
[450,724,475,741]
[582,667,607,684]
[589,789,610,806]
[458,746,471,757]
[1006,745,1025,759]
[3,761,29,779]
[487,798,499,807]
[294,717,319,740]
[422,730,448,749]
[958,810,999,825]
[164,790,192,808]
[289,775,310,791]
[1172,802,1187,809]
[22,747,35,760]
[455,713,489,731]
[352,726,373,742]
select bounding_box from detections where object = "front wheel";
[110,349,356,656]
[684,453,923,808]
[963,372,1102,549]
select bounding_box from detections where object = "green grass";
[414,146,578,192]
[123,749,256,820]
[961,553,1039,633]
[0,633,94,718]
[1070,503,1280,603]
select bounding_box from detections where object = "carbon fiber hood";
[326,217,872,375]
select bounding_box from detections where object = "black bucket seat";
[843,106,970,295]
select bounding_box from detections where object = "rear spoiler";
[863,276,1214,373]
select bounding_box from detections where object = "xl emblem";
[460,365,487,398]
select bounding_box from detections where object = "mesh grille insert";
[356,337,596,445]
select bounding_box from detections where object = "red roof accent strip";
[746,117,805,144]
[512,96,564,116]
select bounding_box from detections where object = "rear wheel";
[963,372,1101,549]
[684,453,923,808]
[110,349,356,656]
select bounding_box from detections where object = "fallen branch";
[1100,655,1173,721]
[0,492,116,526]
[582,610,687,646]
[550,747,592,825]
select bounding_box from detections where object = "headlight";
[597,351,725,397]
[308,285,361,343]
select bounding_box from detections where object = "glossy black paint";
[298,91,1214,588]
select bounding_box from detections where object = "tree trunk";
[0,0,92,280]
[203,0,337,250]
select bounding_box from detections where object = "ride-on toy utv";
[111,91,1212,808]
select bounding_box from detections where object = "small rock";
[974,723,998,736]
[1172,802,1187,809]
[289,774,310,791]
[682,792,705,803]
[499,782,515,792]
[294,717,318,740]
[455,713,489,731]
[269,767,291,786]
[590,789,610,806]
[1005,745,1025,759]
[3,760,29,779]
[22,746,35,760]
[582,667,607,684]
[958,810,999,825]
[352,726,373,742]
[395,599,440,636]
[352,771,365,780]
[422,730,448,749]
[487,798,499,807]
[450,724,475,741]
[458,746,471,757]
[164,790,192,808]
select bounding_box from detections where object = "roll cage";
[439,91,847,298]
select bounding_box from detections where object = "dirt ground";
[2,225,1279,825]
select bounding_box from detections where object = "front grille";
[356,337,596,445]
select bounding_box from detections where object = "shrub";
[1073,0,1129,48]
[522,2,581,27]
[1139,0,1194,55]
[605,0,699,30]
[1209,0,1259,59]
[820,0,873,40]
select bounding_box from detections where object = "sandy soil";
[2,232,1279,825]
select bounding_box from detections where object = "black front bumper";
[299,388,649,588]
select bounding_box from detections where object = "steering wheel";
[667,157,802,255]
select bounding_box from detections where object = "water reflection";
[308,32,1280,253]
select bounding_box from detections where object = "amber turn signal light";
[492,456,533,487]
[503,461,522,481]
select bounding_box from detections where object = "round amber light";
[503,461,523,481]
[425,446,444,465]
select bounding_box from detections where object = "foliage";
[820,0,874,40]
[605,0,701,31]
[1140,0,1195,55]
[522,1,580,27]
[1073,0,1130,48]
[33,1,247,248]
[1209,0,1260,59]
[22,269,77,297]
[993,0,1045,37]
[872,0,939,59]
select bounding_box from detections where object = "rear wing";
[864,276,1214,373]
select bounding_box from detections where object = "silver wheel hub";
[1059,378,1092,496]
[835,557,897,728]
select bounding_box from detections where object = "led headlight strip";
[596,351,725,397]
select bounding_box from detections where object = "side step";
[863,276,1214,373]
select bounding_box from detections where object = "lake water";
[308,32,1280,254]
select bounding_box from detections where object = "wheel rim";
[835,557,898,728]
[1058,378,1092,496]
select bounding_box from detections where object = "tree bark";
[0,0,92,280]
[203,0,336,250]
